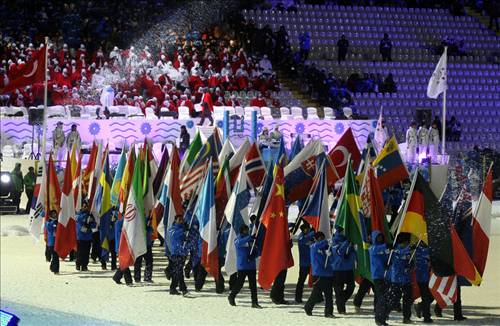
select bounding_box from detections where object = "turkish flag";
[1,49,46,94]
[328,127,361,178]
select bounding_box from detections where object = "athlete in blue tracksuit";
[369,230,390,325]
[169,215,188,295]
[134,217,154,282]
[112,215,133,285]
[331,228,357,314]
[295,223,314,303]
[414,243,434,323]
[388,236,413,324]
[304,231,334,318]
[46,210,59,274]
[228,224,261,308]
[76,201,96,271]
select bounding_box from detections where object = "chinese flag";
[258,164,294,290]
[1,48,46,93]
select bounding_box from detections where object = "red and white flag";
[55,153,77,259]
[244,142,265,188]
[472,165,493,277]
[328,127,361,179]
[428,272,457,308]
[228,138,250,186]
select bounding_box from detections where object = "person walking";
[10,163,24,214]
[23,166,36,213]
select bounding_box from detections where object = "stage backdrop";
[0,117,376,152]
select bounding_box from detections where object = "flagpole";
[40,36,49,167]
[440,47,447,164]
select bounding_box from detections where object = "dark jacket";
[76,211,96,241]
[389,244,412,284]
[235,234,259,271]
[169,223,186,256]
[310,239,334,277]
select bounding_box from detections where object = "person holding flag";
[369,231,391,326]
[413,242,434,324]
[168,214,189,295]
[76,200,96,272]
[295,223,314,304]
[46,210,59,274]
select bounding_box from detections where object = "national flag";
[398,172,454,276]
[372,136,409,190]
[275,138,288,164]
[427,47,447,99]
[1,48,46,93]
[428,272,457,308]
[82,141,98,199]
[471,165,493,277]
[180,131,202,175]
[152,146,169,198]
[244,141,265,188]
[180,129,221,198]
[359,153,391,241]
[71,144,82,211]
[224,165,251,276]
[46,153,61,217]
[328,127,361,179]
[89,142,105,215]
[142,140,158,218]
[289,135,304,161]
[54,152,77,259]
[111,147,127,207]
[97,153,113,256]
[119,157,147,270]
[335,159,371,280]
[215,156,231,226]
[356,135,378,183]
[300,164,330,236]
[258,163,294,289]
[194,160,219,279]
[228,139,250,187]
[218,138,235,165]
[91,145,108,221]
[284,140,325,203]
[119,147,136,219]
[158,146,184,252]
[373,108,387,152]
[451,226,482,285]
[29,165,46,240]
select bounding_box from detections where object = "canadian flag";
[1,48,46,93]
[55,152,77,259]
[472,165,493,277]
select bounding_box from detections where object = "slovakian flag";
[258,163,294,289]
[472,165,493,277]
[328,127,361,179]
[398,172,454,277]
[244,141,265,189]
[55,152,77,259]
[1,48,46,93]
[224,165,251,276]
[300,164,330,236]
[284,140,325,203]
[429,272,457,308]
[152,146,169,198]
[372,136,409,190]
[229,138,250,187]
[119,157,147,270]
[194,159,219,280]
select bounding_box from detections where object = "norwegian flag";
[244,142,265,188]
[428,272,457,308]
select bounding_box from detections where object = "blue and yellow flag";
[372,135,409,189]
[98,150,113,255]
[111,147,127,208]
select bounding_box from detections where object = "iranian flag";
[55,152,77,259]
[118,158,147,270]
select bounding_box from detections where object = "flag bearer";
[369,231,390,326]
[76,200,96,271]
[331,228,356,314]
[388,234,413,324]
[413,243,434,323]
[169,215,189,295]
[295,223,314,303]
[46,210,59,274]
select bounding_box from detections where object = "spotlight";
[1,173,11,183]
[0,172,13,197]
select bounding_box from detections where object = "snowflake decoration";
[334,123,345,135]
[89,122,101,136]
[140,122,152,135]
[186,120,194,129]
[295,123,305,134]
[216,120,224,128]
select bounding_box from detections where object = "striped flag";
[29,164,46,241]
[244,142,265,188]
[429,272,457,308]
[228,138,250,187]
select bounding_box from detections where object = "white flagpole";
[40,36,49,167]
[441,88,446,163]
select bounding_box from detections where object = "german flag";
[398,173,454,277]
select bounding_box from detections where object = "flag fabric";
[218,138,235,165]
[228,139,250,187]
[194,160,219,280]
[427,47,447,99]
[152,146,169,198]
[357,135,378,183]
[335,159,371,280]
[82,141,98,199]
[275,138,288,164]
[328,127,361,179]
[300,164,330,236]
[71,145,83,212]
[55,153,77,259]
[1,48,46,93]
[180,131,202,175]
[284,140,325,203]
[224,166,251,276]
[142,141,158,218]
[119,147,136,219]
[429,272,457,308]
[372,136,409,190]
[289,135,304,161]
[119,157,147,270]
[98,153,113,256]
[471,166,493,277]
[215,157,231,226]
[451,226,482,285]
[399,172,455,277]
[180,129,221,198]
[46,153,62,217]
[373,108,387,153]
[258,163,294,289]
[111,147,127,207]
[244,142,265,188]
[91,145,108,221]
[89,142,105,215]
[29,165,46,240]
